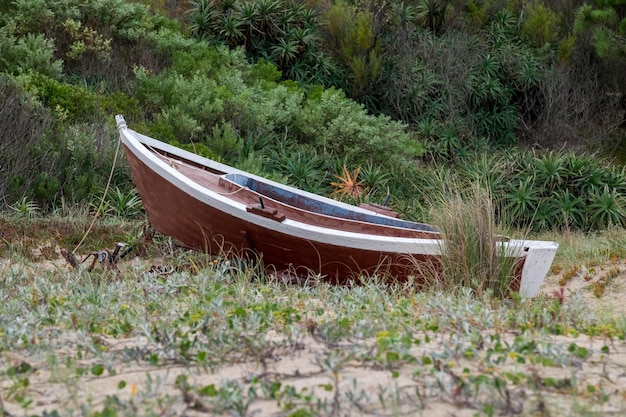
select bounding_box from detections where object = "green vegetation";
[2,1,626,415]
[428,184,519,298]
[0,0,625,232]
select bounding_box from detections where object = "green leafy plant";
[8,197,40,219]
[358,162,390,200]
[104,186,144,218]
[266,147,326,193]
[503,177,539,226]
[588,186,626,228]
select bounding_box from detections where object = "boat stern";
[518,240,559,298]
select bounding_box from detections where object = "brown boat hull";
[124,144,528,290]
[126,146,451,283]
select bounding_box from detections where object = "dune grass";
[426,185,520,299]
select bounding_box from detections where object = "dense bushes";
[188,0,340,87]
[0,0,625,233]
[134,44,422,194]
[0,75,51,206]
[432,150,626,231]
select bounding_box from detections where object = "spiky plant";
[588,186,626,229]
[104,186,144,218]
[414,0,448,33]
[534,152,567,192]
[549,189,585,231]
[8,197,40,219]
[503,177,539,226]
[358,162,390,200]
[330,165,364,199]
[266,147,326,193]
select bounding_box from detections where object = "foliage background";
[0,0,625,231]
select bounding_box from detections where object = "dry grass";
[427,185,519,298]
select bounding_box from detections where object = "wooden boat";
[116,115,558,297]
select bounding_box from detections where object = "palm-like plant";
[188,0,333,87]
[219,0,237,12]
[414,0,448,33]
[580,166,607,196]
[458,153,508,195]
[414,117,439,141]
[358,162,390,198]
[271,38,299,67]
[534,152,567,191]
[550,189,585,230]
[516,55,542,89]
[290,27,318,48]
[267,148,325,193]
[488,10,518,43]
[255,0,282,39]
[603,166,626,192]
[238,2,258,22]
[562,151,589,181]
[479,54,500,79]
[393,2,416,26]
[297,7,318,30]
[219,15,245,47]
[588,186,626,229]
[189,0,218,40]
[504,177,539,225]
[434,125,462,159]
[532,201,554,232]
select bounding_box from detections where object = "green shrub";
[188,0,338,87]
[379,9,556,151]
[20,73,138,125]
[206,121,242,163]
[520,1,560,47]
[321,1,382,99]
[135,43,423,182]
[0,23,63,78]
[295,89,424,168]
[19,121,130,210]
[2,0,183,88]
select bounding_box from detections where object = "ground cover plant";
[1,0,626,414]
[1,214,626,416]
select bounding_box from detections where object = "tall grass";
[428,183,519,298]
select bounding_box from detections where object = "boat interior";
[223,173,438,232]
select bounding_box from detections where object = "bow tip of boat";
[115,114,127,129]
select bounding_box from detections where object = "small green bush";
[0,23,63,78]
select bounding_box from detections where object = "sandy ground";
[541,259,626,318]
[2,251,626,416]
[3,324,626,416]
